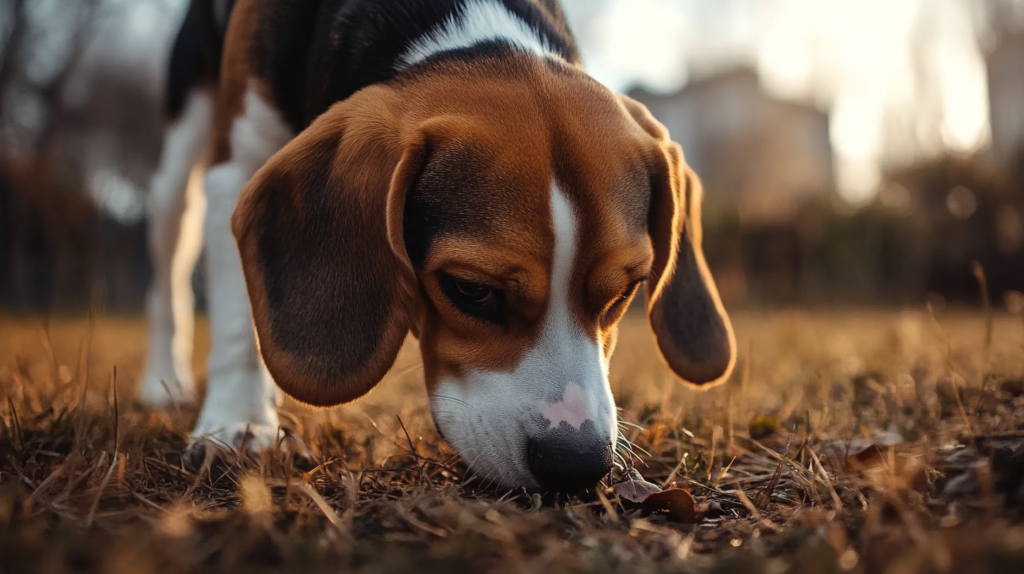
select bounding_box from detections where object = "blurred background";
[0,0,1022,314]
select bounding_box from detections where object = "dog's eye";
[437,272,506,324]
[603,279,647,319]
[454,280,494,304]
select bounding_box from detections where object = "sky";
[561,0,1006,203]
[104,0,1019,208]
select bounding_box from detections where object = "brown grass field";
[2,308,1024,573]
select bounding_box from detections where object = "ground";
[2,308,1024,573]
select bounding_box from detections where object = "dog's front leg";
[189,88,292,455]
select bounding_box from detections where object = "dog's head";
[232,54,735,491]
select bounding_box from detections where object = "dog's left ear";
[619,95,736,387]
[231,88,426,407]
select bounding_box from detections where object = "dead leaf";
[848,444,888,469]
[643,489,699,523]
[611,479,700,523]
[612,479,662,503]
[821,431,904,470]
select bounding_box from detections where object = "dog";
[140,0,736,491]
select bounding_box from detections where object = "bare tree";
[0,0,110,311]
[0,0,107,168]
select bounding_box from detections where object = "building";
[628,68,834,224]
[986,23,1024,171]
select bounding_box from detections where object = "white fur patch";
[230,86,294,173]
[429,184,618,489]
[399,0,562,69]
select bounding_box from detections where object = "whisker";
[616,438,638,455]
[616,435,651,458]
[615,440,641,466]
[482,467,501,491]
[616,449,636,466]
[613,452,629,468]
[430,395,470,408]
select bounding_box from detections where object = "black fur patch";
[250,0,580,134]
[166,0,235,120]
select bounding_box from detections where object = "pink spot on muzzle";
[539,382,591,430]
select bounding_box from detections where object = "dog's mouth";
[446,433,612,493]
[430,401,615,492]
[428,352,618,491]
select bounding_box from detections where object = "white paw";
[189,421,283,453]
[188,367,281,455]
[138,368,196,408]
[185,422,283,469]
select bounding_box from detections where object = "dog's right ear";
[231,87,425,407]
[618,95,736,388]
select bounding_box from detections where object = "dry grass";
[2,308,1024,573]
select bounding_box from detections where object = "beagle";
[140,0,736,492]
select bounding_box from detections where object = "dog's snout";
[527,425,613,492]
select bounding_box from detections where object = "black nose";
[527,428,613,492]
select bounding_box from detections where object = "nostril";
[527,438,539,467]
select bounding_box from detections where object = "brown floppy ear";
[619,96,736,387]
[231,90,423,407]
